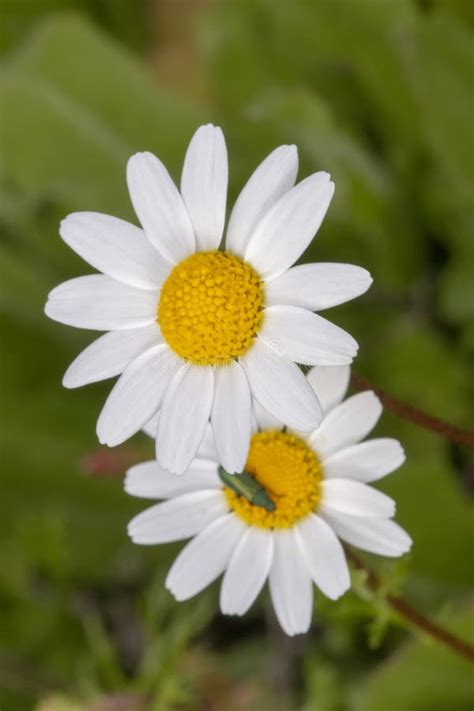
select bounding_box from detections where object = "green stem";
[347,549,474,662]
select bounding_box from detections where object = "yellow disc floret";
[225,431,322,529]
[158,251,264,365]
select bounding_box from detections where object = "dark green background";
[0,1,473,709]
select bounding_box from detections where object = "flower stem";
[350,372,474,449]
[346,549,474,662]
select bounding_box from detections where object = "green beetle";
[218,466,275,512]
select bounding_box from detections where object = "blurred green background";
[0,0,473,709]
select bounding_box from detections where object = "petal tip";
[325,180,335,199]
[59,214,75,236]
[284,143,298,158]
[398,445,407,466]
[364,269,374,288]
[362,390,383,412]
[96,424,108,446]
[156,453,185,477]
[326,583,350,601]
[127,151,155,171]
[61,371,77,389]
[164,578,184,601]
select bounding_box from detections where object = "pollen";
[158,251,264,365]
[225,431,322,529]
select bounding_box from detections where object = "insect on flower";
[125,366,412,636]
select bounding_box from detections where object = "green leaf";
[240,87,423,287]
[0,0,149,55]
[439,258,474,325]
[355,605,474,711]
[0,14,206,217]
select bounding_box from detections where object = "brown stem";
[346,549,474,662]
[350,372,474,449]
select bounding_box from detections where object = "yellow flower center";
[225,431,322,529]
[158,251,264,365]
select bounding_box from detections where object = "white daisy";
[125,366,412,636]
[45,124,372,474]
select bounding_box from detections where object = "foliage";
[0,1,473,708]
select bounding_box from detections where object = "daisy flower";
[125,366,412,636]
[45,124,372,474]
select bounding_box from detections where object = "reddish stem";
[346,550,474,662]
[351,372,474,449]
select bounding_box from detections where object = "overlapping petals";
[245,171,334,279]
[97,345,182,446]
[127,366,411,637]
[226,145,298,256]
[156,364,215,475]
[126,151,195,263]
[60,212,170,290]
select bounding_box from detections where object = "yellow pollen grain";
[157,251,264,365]
[225,431,322,529]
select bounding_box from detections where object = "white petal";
[127,151,195,263]
[309,391,382,458]
[125,458,220,499]
[296,514,350,600]
[250,411,259,434]
[211,361,251,474]
[97,345,181,446]
[148,419,217,455]
[322,511,412,558]
[157,364,214,475]
[45,275,158,331]
[60,212,171,290]
[166,514,245,601]
[323,439,406,483]
[226,145,298,257]
[252,399,284,431]
[128,490,227,544]
[306,365,350,415]
[180,124,228,251]
[321,479,396,518]
[259,306,358,366]
[240,340,322,432]
[245,172,334,280]
[220,528,273,616]
[265,263,372,311]
[269,529,313,636]
[196,422,219,460]
[145,417,219,451]
[63,325,161,388]
[142,412,159,438]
